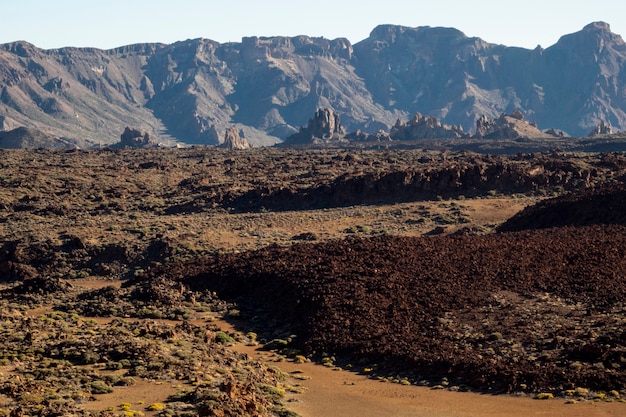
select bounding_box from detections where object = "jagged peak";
[169,37,220,49]
[239,35,352,59]
[583,21,612,32]
[110,42,167,56]
[552,21,625,50]
[1,41,40,57]
[366,24,468,44]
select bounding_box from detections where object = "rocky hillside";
[1,22,625,146]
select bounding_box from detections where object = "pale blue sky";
[2,0,625,50]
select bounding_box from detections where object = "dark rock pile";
[498,181,626,231]
[143,224,626,395]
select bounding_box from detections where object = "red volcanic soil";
[140,224,626,396]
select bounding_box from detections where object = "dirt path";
[215,319,625,417]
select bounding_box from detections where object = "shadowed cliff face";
[0,22,625,147]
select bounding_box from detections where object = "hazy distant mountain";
[0,22,624,147]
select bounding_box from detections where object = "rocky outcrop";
[282,108,347,145]
[474,112,557,139]
[219,127,251,150]
[390,112,465,140]
[110,127,158,149]
[588,120,613,136]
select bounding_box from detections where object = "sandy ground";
[79,379,177,416]
[216,319,626,417]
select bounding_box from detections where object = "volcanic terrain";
[2,147,626,416]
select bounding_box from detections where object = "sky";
[2,0,626,50]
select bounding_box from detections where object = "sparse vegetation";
[2,148,626,416]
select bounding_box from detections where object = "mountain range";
[1,21,625,147]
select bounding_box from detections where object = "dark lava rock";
[498,181,626,232]
[143,224,626,394]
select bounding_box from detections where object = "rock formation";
[588,120,613,137]
[344,129,391,142]
[474,112,557,139]
[219,127,251,150]
[389,113,465,140]
[282,109,347,145]
[110,127,157,149]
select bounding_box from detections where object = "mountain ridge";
[0,22,625,147]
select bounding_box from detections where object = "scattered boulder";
[219,127,251,150]
[110,127,157,149]
[390,112,465,140]
[283,108,346,145]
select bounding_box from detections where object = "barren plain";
[2,147,626,416]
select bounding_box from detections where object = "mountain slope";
[0,22,625,146]
[0,42,172,145]
[353,22,626,136]
[538,22,626,134]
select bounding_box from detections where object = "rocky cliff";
[0,22,625,147]
[353,22,626,137]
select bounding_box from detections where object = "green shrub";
[215,331,235,344]
[147,403,166,411]
[87,380,114,394]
